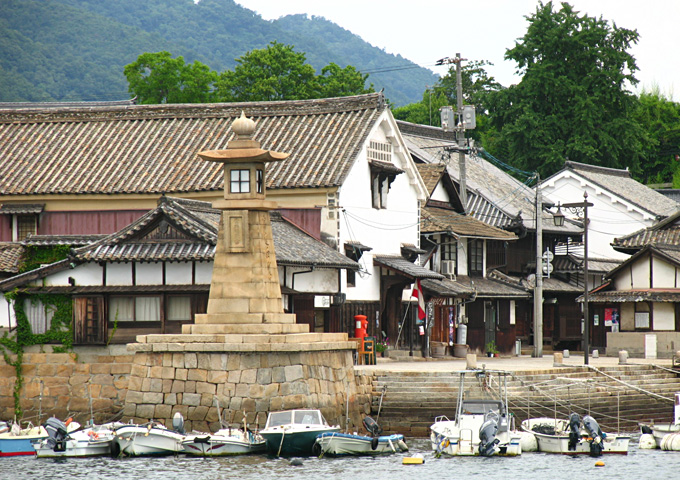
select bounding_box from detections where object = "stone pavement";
[354,352,675,373]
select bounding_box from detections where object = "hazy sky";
[235,0,679,101]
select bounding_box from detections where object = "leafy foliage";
[632,90,680,185]
[0,292,73,417]
[19,245,72,273]
[486,1,646,178]
[124,51,217,104]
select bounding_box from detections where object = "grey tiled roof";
[552,161,679,218]
[0,203,44,214]
[455,275,529,298]
[373,255,444,280]
[0,243,23,274]
[399,121,580,235]
[24,234,106,246]
[421,206,518,240]
[0,94,385,195]
[421,277,475,297]
[613,211,680,252]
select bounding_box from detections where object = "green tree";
[633,90,680,185]
[487,1,645,178]
[124,51,217,104]
[392,87,449,127]
[317,62,373,98]
[215,42,320,102]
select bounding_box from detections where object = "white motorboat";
[640,392,680,448]
[113,414,185,457]
[260,409,340,456]
[0,418,81,457]
[34,419,121,458]
[522,415,630,455]
[314,416,408,456]
[183,427,265,456]
[429,369,522,457]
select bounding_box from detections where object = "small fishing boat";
[430,369,522,457]
[112,413,185,457]
[182,410,265,456]
[522,415,630,456]
[314,416,408,456]
[0,419,80,457]
[640,392,680,448]
[34,419,122,458]
[259,409,340,456]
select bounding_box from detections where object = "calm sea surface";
[5,437,680,480]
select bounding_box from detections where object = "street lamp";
[553,191,593,364]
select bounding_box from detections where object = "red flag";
[412,279,426,320]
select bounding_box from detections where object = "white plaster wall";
[654,302,675,330]
[431,182,449,203]
[653,257,677,289]
[47,263,103,287]
[338,114,424,302]
[136,263,163,285]
[280,267,339,293]
[630,259,650,289]
[0,297,14,328]
[106,263,133,286]
[195,262,214,284]
[543,172,655,260]
[167,262,194,285]
[614,266,632,291]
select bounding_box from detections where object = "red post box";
[354,314,368,339]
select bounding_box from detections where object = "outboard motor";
[172,412,185,435]
[478,411,500,457]
[44,417,69,452]
[582,415,605,457]
[363,416,383,450]
[568,413,581,451]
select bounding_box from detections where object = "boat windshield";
[461,400,503,415]
[293,410,323,425]
[266,411,292,427]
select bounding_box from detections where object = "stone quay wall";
[123,347,373,433]
[0,344,373,432]
[0,345,131,424]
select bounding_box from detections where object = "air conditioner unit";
[441,260,456,280]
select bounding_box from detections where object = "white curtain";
[23,299,54,334]
[135,296,160,322]
[167,296,191,321]
[109,297,134,322]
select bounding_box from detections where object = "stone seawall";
[0,345,373,431]
[123,346,373,432]
[0,345,131,424]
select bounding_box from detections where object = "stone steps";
[369,365,680,436]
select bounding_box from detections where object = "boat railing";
[434,415,450,423]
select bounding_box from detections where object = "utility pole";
[533,173,543,357]
[455,53,467,211]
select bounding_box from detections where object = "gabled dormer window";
[367,140,403,210]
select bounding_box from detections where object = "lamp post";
[552,192,593,364]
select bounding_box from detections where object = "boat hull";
[649,424,680,448]
[522,418,629,454]
[261,427,340,456]
[182,430,266,456]
[113,425,184,456]
[315,433,408,456]
[430,420,522,456]
[0,426,46,457]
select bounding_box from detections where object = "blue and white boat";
[0,419,80,457]
[314,416,408,456]
[260,409,339,456]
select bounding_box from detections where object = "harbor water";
[4,437,680,480]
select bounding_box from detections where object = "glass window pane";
[135,297,160,321]
[109,297,134,321]
[167,296,191,321]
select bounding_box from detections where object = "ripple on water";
[5,437,680,480]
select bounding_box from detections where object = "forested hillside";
[0,0,437,105]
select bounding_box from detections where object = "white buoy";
[519,431,538,452]
[638,433,657,449]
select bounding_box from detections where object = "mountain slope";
[0,0,437,105]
